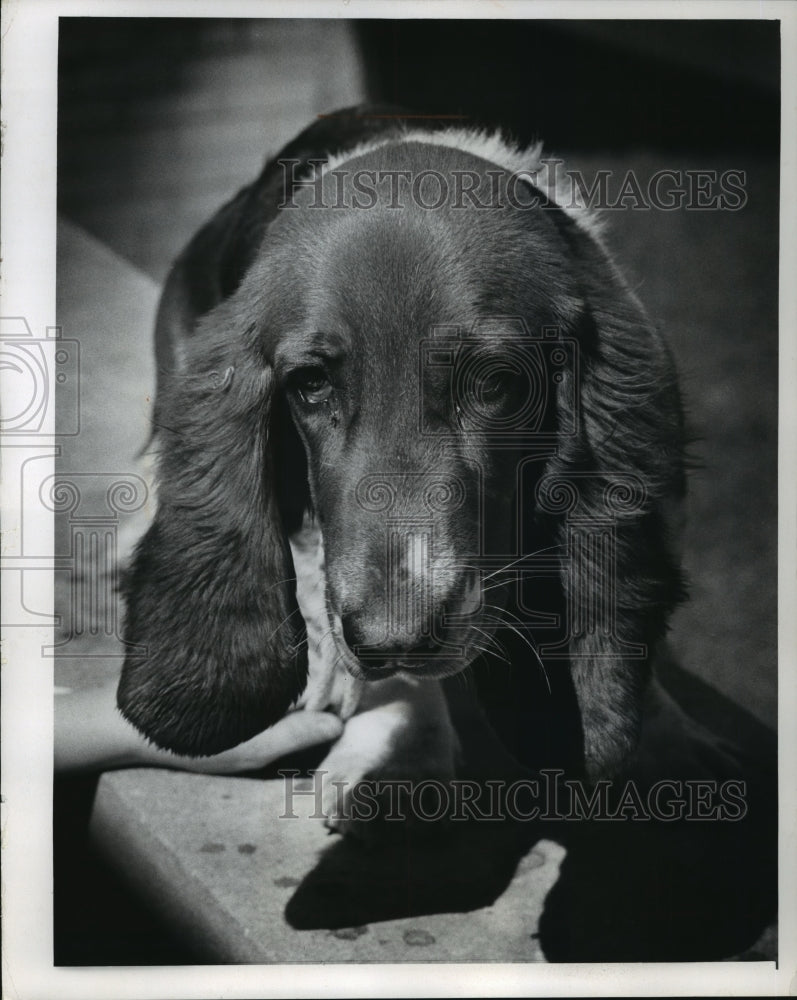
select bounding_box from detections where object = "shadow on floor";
[285,816,538,931]
[54,774,209,965]
[283,660,776,961]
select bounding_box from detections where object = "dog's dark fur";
[117,107,686,781]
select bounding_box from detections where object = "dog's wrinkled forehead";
[261,140,582,360]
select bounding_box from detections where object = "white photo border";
[1,1,794,996]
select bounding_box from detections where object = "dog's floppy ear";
[540,209,686,779]
[118,107,409,756]
[117,293,308,756]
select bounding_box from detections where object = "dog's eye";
[292,367,333,405]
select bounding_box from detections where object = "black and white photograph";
[1,2,795,996]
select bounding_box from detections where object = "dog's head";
[118,126,685,775]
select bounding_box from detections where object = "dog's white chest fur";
[289,517,365,720]
[288,515,459,838]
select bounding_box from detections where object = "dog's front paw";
[317,676,459,842]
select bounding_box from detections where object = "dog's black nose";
[340,615,391,672]
[340,613,441,672]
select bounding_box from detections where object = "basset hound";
[117,106,686,831]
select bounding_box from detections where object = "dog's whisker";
[469,626,510,664]
[480,544,563,584]
[470,622,510,655]
[265,605,303,644]
[481,577,522,595]
[469,643,498,665]
[478,604,551,693]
